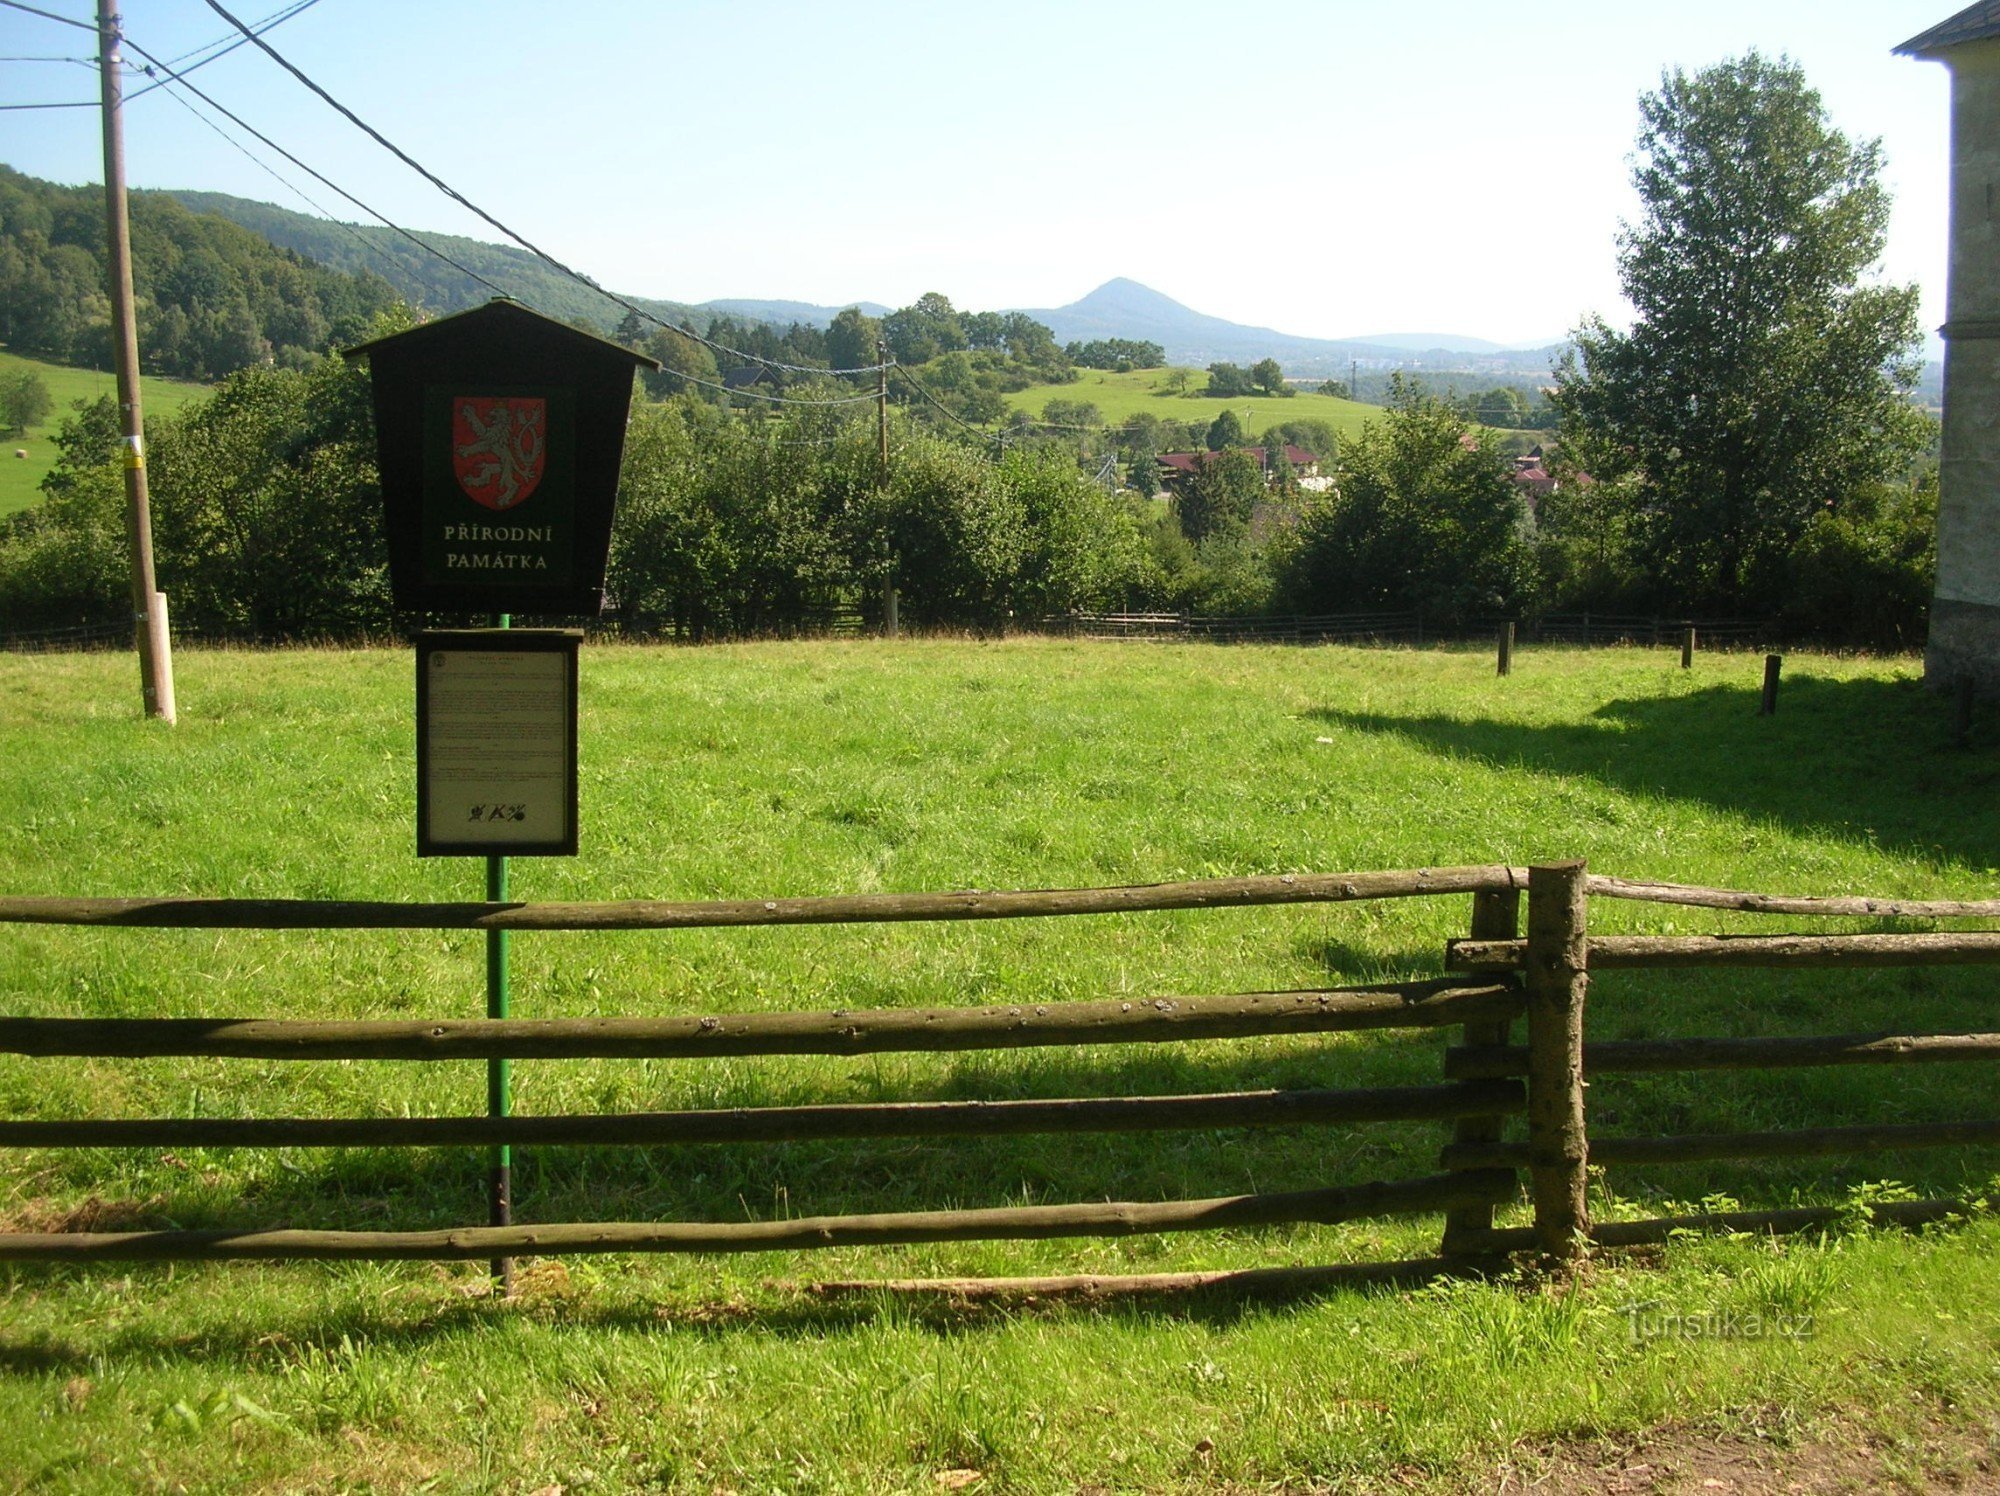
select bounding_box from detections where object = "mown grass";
[1000,366,1376,444]
[1,638,1998,1492]
[0,352,209,518]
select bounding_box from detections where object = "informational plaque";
[416,630,580,857]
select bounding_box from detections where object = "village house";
[1156,444,1329,491]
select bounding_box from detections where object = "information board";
[416,630,580,857]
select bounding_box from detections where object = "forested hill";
[170,189,707,333]
[0,165,407,380]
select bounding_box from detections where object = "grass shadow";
[1312,674,2000,872]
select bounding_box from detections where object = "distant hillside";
[169,190,711,334]
[698,297,892,327]
[1011,278,1559,376]
[0,166,402,380]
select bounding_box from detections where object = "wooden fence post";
[1497,622,1514,677]
[1441,886,1522,1257]
[1526,861,1589,1260]
[1680,626,1695,670]
[1759,655,1781,716]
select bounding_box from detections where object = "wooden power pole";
[97,0,175,723]
[877,339,897,637]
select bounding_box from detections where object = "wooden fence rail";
[0,866,1524,930]
[3,861,1999,1284]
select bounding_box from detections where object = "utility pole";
[97,0,175,723]
[877,339,896,637]
[876,339,889,476]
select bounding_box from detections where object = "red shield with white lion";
[451,396,547,510]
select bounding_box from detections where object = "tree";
[1204,362,1252,397]
[1250,358,1288,397]
[1205,409,1245,452]
[642,325,721,398]
[1274,378,1535,625]
[0,369,51,434]
[1175,448,1262,543]
[883,292,967,367]
[825,306,881,376]
[1554,53,1927,612]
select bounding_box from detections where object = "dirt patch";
[1496,1416,2000,1493]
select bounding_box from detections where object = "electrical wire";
[0,97,94,107]
[125,0,319,103]
[197,0,892,379]
[159,0,314,65]
[118,33,513,300]
[147,72,437,293]
[0,0,94,33]
[889,363,1007,449]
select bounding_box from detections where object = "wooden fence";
[0,862,1996,1291]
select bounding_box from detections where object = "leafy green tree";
[1175,448,1262,544]
[883,292,968,367]
[1258,419,1337,467]
[146,353,388,638]
[0,396,127,630]
[1250,358,1287,396]
[1002,447,1147,616]
[1274,379,1535,625]
[1039,398,1102,430]
[1204,362,1253,398]
[864,434,1024,629]
[1205,409,1245,452]
[1554,53,1927,612]
[0,369,52,434]
[1473,386,1532,429]
[642,325,721,398]
[825,306,882,375]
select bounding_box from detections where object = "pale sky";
[0,0,1965,349]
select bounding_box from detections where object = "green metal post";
[487,612,513,1292]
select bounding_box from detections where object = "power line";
[160,0,314,65]
[118,33,884,409]
[889,364,1009,451]
[117,32,513,300]
[146,70,434,294]
[125,0,319,104]
[0,0,94,33]
[0,53,92,61]
[198,0,892,379]
[0,97,94,107]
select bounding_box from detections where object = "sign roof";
[343,297,661,369]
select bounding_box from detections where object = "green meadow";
[0,352,209,518]
[1,638,1997,1491]
[1002,366,1377,445]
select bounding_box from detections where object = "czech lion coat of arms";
[451,396,547,510]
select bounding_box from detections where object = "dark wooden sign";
[345,300,658,616]
[415,629,581,857]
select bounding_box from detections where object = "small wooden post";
[1525,861,1589,1260]
[1497,621,1514,677]
[1441,886,1521,1257]
[1680,626,1695,670]
[883,580,900,639]
[1956,674,1975,749]
[1759,654,1782,716]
